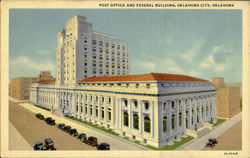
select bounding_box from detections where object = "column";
[115,97,119,129]
[112,96,116,126]
[182,99,185,130]
[139,100,143,135]
[119,98,122,129]
[168,101,172,136]
[98,95,101,121]
[151,101,154,138]
[176,100,179,132]
[129,99,132,130]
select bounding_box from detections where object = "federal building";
[30,15,217,148]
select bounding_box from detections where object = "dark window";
[163,116,167,132]
[144,116,150,133]
[145,102,149,110]
[133,114,139,130]
[124,112,129,126]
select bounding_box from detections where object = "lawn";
[213,119,226,127]
[66,116,194,150]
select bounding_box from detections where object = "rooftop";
[80,73,208,83]
[36,79,56,84]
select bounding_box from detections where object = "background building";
[212,77,241,118]
[9,71,54,100]
[56,16,130,86]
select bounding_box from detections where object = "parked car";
[77,133,87,142]
[63,125,71,133]
[34,142,47,150]
[208,138,218,145]
[47,119,56,125]
[96,143,110,150]
[86,136,98,146]
[57,123,65,130]
[69,128,78,137]
[44,138,55,150]
[45,117,52,123]
[205,141,214,148]
[36,113,45,120]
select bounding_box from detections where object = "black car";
[45,117,52,122]
[208,138,218,145]
[69,128,78,137]
[96,143,110,150]
[47,119,56,125]
[36,113,45,120]
[63,125,71,133]
[34,142,47,150]
[57,123,65,130]
[205,141,215,148]
[44,138,55,150]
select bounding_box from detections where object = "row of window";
[80,83,150,89]
[83,68,127,75]
[84,38,126,50]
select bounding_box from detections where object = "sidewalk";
[18,102,147,150]
[178,112,242,150]
[9,97,29,103]
[9,122,32,150]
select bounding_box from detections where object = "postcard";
[1,0,250,158]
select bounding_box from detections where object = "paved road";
[178,112,242,150]
[9,102,95,150]
[10,101,145,150]
[203,120,242,150]
[9,122,32,150]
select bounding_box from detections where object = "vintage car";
[69,128,78,137]
[47,119,56,125]
[208,138,218,145]
[44,138,55,150]
[77,133,87,142]
[36,113,45,120]
[45,117,52,123]
[86,136,98,146]
[63,125,71,133]
[205,141,215,148]
[96,143,110,150]
[57,123,65,130]
[34,142,47,150]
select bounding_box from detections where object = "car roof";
[89,136,97,139]
[35,142,43,145]
[100,143,109,146]
[45,138,54,144]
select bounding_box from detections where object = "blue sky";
[9,9,242,83]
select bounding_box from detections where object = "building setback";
[212,77,241,118]
[56,16,130,86]
[30,73,217,148]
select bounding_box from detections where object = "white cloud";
[10,56,55,73]
[164,58,185,74]
[181,40,206,62]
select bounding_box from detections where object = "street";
[9,101,146,150]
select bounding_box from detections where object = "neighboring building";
[9,71,54,100]
[30,73,217,148]
[56,15,130,86]
[212,77,241,118]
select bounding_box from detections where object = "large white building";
[30,15,217,148]
[56,16,130,85]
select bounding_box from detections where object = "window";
[108,111,111,121]
[100,48,103,53]
[124,100,128,106]
[163,116,167,132]
[106,62,109,68]
[84,68,87,73]
[172,115,175,129]
[134,100,137,107]
[90,107,93,115]
[106,56,109,60]
[179,113,182,126]
[100,55,103,60]
[106,49,109,54]
[84,45,87,50]
[172,101,174,108]
[84,60,87,66]
[93,47,96,51]
[93,54,96,59]
[133,114,139,130]
[117,45,120,49]
[84,37,87,43]
[112,50,115,54]
[112,63,115,68]
[112,44,115,48]
[93,61,96,66]
[102,110,104,119]
[85,106,87,114]
[105,42,109,47]
[117,64,120,68]
[93,69,96,74]
[106,70,109,74]
[145,102,149,109]
[144,116,151,133]
[112,70,115,74]
[92,40,96,44]
[136,83,139,88]
[112,56,115,61]
[146,84,150,89]
[117,51,120,55]
[95,109,98,117]
[124,112,129,126]
[99,41,103,46]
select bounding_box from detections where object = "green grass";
[66,116,194,150]
[66,116,119,136]
[213,119,226,127]
[34,104,51,111]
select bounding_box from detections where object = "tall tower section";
[56,15,130,86]
[56,29,65,85]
